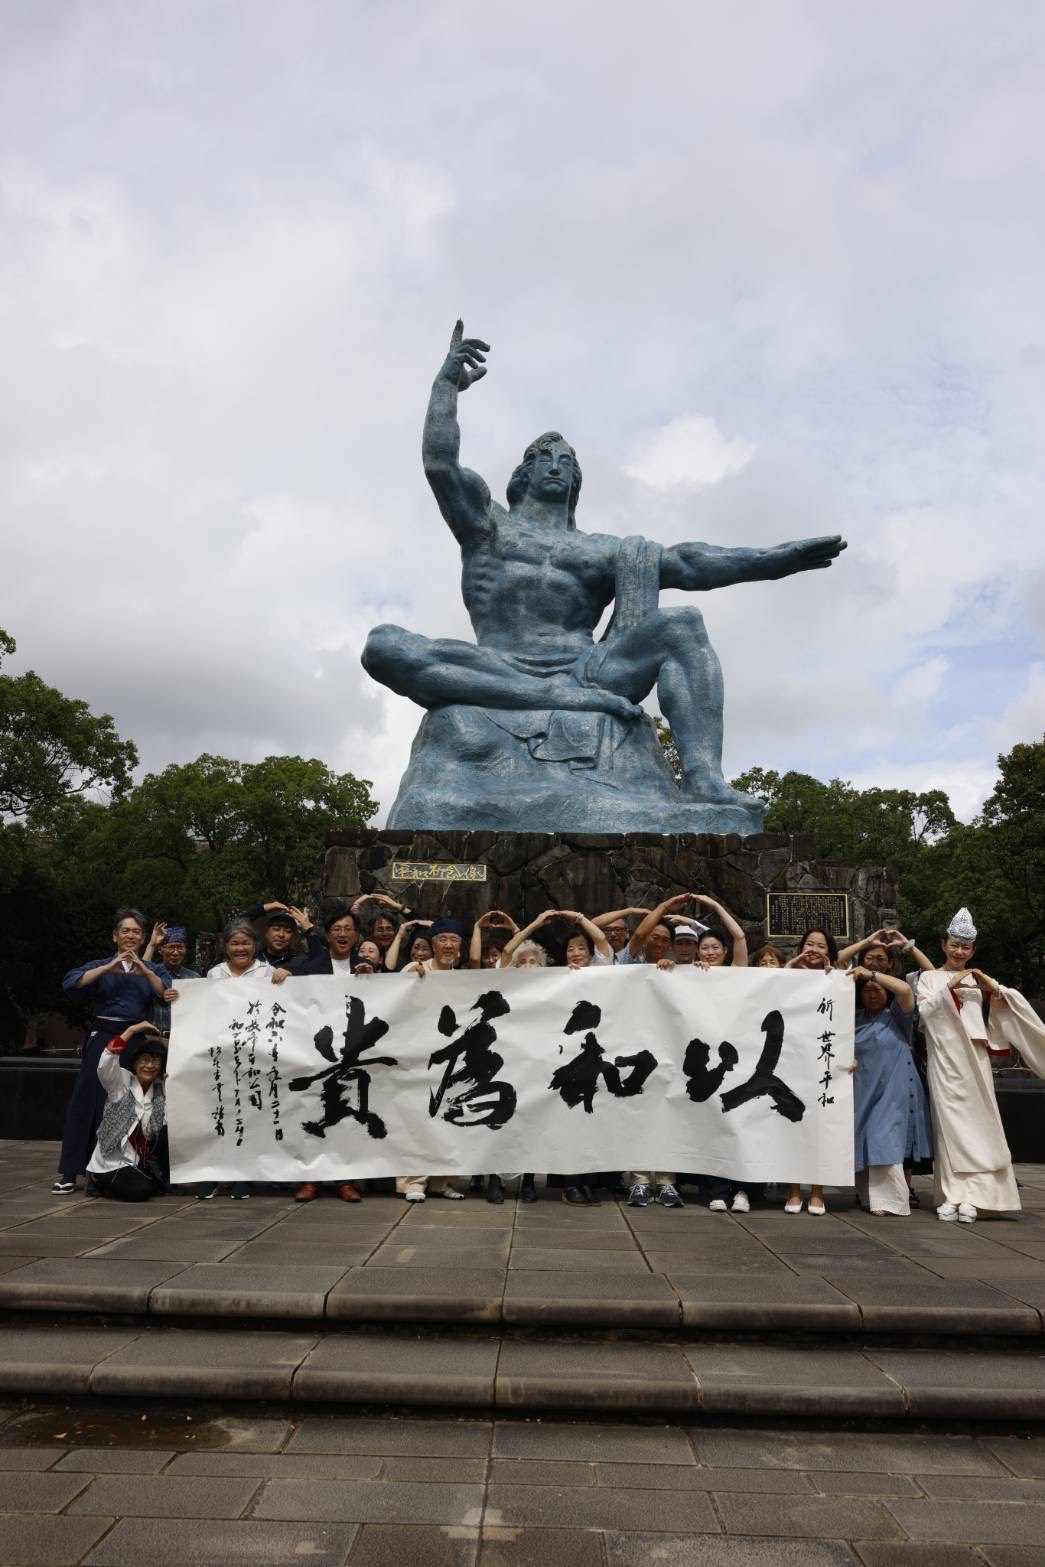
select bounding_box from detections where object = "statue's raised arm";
[422,320,494,547]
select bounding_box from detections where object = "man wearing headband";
[144,923,201,1032]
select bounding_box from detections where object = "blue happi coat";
[853,999,933,1171]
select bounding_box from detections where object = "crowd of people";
[53,894,1043,1226]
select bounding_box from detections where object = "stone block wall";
[318,829,899,954]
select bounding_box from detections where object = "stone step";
[3,1319,1045,1421]
[0,1254,1043,1336]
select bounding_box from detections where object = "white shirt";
[206,959,270,981]
[331,956,355,975]
[87,1048,160,1175]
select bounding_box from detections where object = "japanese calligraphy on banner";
[166,967,855,1185]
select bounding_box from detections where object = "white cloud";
[1,0,1043,834]
[625,415,754,490]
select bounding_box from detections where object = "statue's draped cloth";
[486,536,662,775]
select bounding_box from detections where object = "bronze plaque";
[766,891,849,940]
[390,860,488,883]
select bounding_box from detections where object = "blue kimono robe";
[853,999,933,1171]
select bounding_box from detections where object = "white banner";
[166,967,855,1185]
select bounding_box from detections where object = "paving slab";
[809,1471,922,1497]
[253,1476,486,1524]
[496,1341,698,1412]
[0,1446,66,1469]
[593,1463,814,1493]
[294,1332,499,1406]
[88,1327,317,1400]
[481,1526,605,1565]
[502,1269,679,1326]
[865,1347,1045,1419]
[350,1523,479,1565]
[824,1274,1042,1333]
[55,1448,178,1474]
[506,1247,650,1271]
[492,1421,693,1465]
[222,1241,375,1265]
[483,1481,718,1532]
[488,1459,595,1487]
[913,1473,1045,1501]
[0,1470,91,1511]
[327,1265,506,1322]
[149,1261,349,1317]
[693,1429,1008,1476]
[287,1416,492,1458]
[685,1344,906,1417]
[0,1257,188,1312]
[667,1271,859,1331]
[849,1548,983,1566]
[887,1498,1045,1546]
[0,1325,142,1394]
[985,1437,1045,1477]
[167,1450,382,1479]
[83,1516,361,1566]
[85,1234,243,1262]
[713,1491,902,1539]
[0,1515,115,1567]
[68,1473,261,1517]
[604,1537,858,1566]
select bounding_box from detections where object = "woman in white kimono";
[910,908,1045,1222]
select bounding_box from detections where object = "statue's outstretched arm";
[661,535,846,591]
[423,320,493,547]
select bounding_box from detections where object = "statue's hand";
[779,536,847,575]
[438,319,490,391]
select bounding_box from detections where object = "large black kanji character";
[429,990,516,1129]
[288,994,397,1139]
[549,999,657,1114]
[682,1037,739,1102]
[719,1010,805,1123]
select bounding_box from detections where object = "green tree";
[0,629,135,822]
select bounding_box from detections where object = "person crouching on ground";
[86,1023,169,1202]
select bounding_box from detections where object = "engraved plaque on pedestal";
[766,891,850,940]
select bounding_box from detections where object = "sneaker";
[627,1182,652,1208]
[657,1183,684,1208]
[230,1183,251,1200]
[957,1202,977,1223]
[731,1191,751,1214]
[937,1201,958,1222]
[709,1198,728,1212]
[51,1179,75,1195]
[405,1189,426,1202]
[437,1187,465,1199]
[195,1184,218,1201]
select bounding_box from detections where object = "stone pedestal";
[318,829,898,953]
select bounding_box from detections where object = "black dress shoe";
[579,1185,602,1206]
[520,1175,537,1203]
[561,1186,589,1205]
[486,1176,505,1205]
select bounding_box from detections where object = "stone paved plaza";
[3,1140,1045,1561]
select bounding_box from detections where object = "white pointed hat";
[946,907,977,942]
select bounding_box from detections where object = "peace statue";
[362,323,846,834]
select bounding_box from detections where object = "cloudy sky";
[2,0,1044,823]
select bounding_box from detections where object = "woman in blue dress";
[54,908,173,1194]
[850,964,932,1216]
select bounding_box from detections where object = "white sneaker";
[957,1203,977,1223]
[709,1198,728,1212]
[437,1187,465,1199]
[937,1202,958,1222]
[405,1190,426,1202]
[731,1191,750,1214]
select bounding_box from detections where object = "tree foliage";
[0,630,135,821]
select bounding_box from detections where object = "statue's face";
[528,442,574,502]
